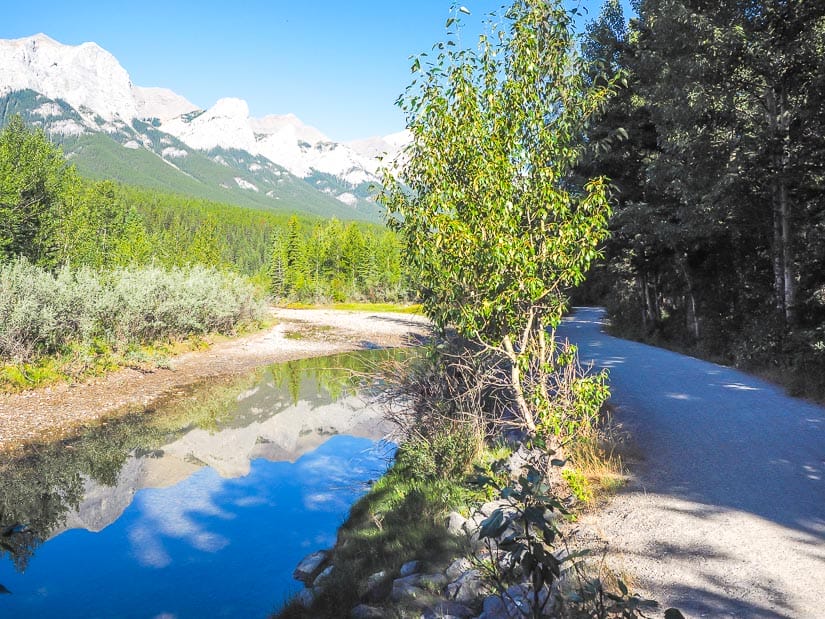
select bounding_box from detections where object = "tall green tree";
[0,116,74,265]
[581,0,825,383]
[380,0,617,430]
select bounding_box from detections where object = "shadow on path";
[558,307,825,618]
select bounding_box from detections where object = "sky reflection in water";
[0,351,398,619]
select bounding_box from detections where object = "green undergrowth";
[275,444,510,618]
[1,340,168,392]
[0,318,272,393]
[0,259,271,392]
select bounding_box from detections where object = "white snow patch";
[161,97,256,151]
[347,129,411,175]
[124,140,141,149]
[249,163,262,172]
[336,192,358,206]
[162,146,188,158]
[234,177,259,192]
[48,119,86,136]
[32,102,62,117]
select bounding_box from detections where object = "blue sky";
[4,1,630,142]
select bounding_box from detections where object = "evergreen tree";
[0,116,73,265]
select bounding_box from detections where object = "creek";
[0,350,403,618]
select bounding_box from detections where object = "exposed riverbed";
[0,308,430,455]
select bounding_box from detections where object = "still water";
[0,350,402,618]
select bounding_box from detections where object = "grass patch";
[274,445,498,618]
[283,324,334,340]
[565,413,629,505]
[283,302,423,314]
[0,325,266,393]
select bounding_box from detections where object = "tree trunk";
[502,334,536,432]
[679,256,700,340]
[767,84,795,325]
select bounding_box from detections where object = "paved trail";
[558,308,825,618]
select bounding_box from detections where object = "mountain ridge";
[0,33,409,221]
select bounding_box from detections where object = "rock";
[478,499,509,517]
[505,443,533,475]
[391,580,428,604]
[364,570,392,603]
[446,511,468,535]
[394,573,423,588]
[312,565,334,589]
[445,569,486,604]
[400,560,421,577]
[501,583,553,617]
[420,573,448,589]
[390,573,444,605]
[293,550,329,586]
[420,600,476,618]
[350,604,386,619]
[294,588,314,607]
[480,593,507,617]
[445,558,472,581]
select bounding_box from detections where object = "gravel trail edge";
[559,307,825,619]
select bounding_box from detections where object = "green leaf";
[479,509,507,539]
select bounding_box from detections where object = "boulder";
[480,593,507,618]
[293,550,329,586]
[312,565,334,589]
[445,569,486,604]
[350,604,386,619]
[446,511,468,535]
[420,600,476,618]
[502,583,553,617]
[400,560,421,577]
[445,558,472,581]
[363,570,392,603]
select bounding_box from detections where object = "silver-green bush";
[0,259,264,363]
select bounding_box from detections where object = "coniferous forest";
[577,0,825,398]
[0,115,406,372]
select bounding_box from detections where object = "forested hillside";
[0,116,406,381]
[0,116,403,295]
[578,0,825,398]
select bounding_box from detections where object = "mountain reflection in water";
[0,349,405,618]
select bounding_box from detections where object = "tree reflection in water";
[0,348,408,591]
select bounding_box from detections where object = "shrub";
[0,258,264,365]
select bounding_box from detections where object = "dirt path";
[0,308,430,456]
[558,308,825,618]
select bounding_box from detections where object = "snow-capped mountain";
[0,34,409,218]
[156,98,396,190]
[348,130,411,176]
[0,33,137,124]
[133,86,199,123]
